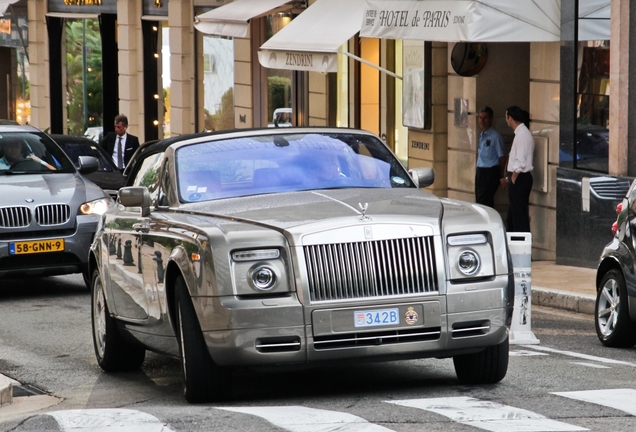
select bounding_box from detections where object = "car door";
[138,156,180,329]
[106,152,166,320]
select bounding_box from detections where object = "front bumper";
[199,275,510,367]
[0,215,98,278]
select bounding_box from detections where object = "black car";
[596,180,636,347]
[51,134,125,197]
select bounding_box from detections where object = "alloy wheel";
[597,277,620,337]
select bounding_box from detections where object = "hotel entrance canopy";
[194,0,293,38]
[360,0,609,42]
[257,0,608,74]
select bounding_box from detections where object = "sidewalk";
[531,260,597,315]
[0,260,597,414]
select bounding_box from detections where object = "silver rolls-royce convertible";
[88,127,514,402]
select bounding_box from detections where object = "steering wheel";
[10,159,42,171]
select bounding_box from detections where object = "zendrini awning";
[360,0,609,42]
[194,0,293,38]
[0,1,19,17]
[259,0,367,73]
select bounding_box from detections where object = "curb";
[532,286,596,315]
[0,374,19,408]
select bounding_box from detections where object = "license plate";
[354,308,399,328]
[9,239,65,255]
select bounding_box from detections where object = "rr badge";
[405,307,418,325]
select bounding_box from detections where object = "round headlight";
[458,250,480,276]
[251,266,276,291]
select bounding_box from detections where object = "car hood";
[184,188,443,230]
[1,173,105,206]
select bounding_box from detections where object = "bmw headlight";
[79,197,113,215]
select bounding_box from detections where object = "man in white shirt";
[500,106,534,232]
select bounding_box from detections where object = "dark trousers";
[475,166,501,208]
[506,171,533,232]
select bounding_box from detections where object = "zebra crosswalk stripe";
[553,388,636,416]
[386,397,587,432]
[217,406,394,432]
[48,409,175,432]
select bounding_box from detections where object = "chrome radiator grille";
[35,204,71,226]
[304,236,438,302]
[0,206,31,228]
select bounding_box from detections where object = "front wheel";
[175,276,230,403]
[453,337,509,384]
[91,269,145,371]
[595,269,636,348]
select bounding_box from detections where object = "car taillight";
[612,221,618,235]
[616,202,623,215]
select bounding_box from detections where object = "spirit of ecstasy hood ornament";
[358,202,371,221]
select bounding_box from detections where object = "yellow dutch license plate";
[9,239,65,255]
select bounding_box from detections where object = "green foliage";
[205,88,234,131]
[65,19,103,135]
[140,167,158,188]
[267,76,291,122]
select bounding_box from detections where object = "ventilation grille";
[590,178,631,200]
[0,206,31,228]
[304,236,438,302]
[35,204,71,226]
[313,327,441,350]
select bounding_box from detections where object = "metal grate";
[313,327,441,350]
[304,236,438,302]
[35,204,71,226]
[590,178,631,200]
[0,206,31,228]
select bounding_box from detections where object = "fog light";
[251,266,276,291]
[458,250,480,276]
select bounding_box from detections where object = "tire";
[91,269,146,371]
[175,276,230,403]
[453,337,509,384]
[595,269,636,348]
[82,264,91,289]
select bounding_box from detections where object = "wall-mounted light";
[154,53,159,58]
[154,94,159,99]
[152,26,158,32]
[153,120,159,126]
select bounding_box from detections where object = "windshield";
[175,132,414,202]
[0,132,76,174]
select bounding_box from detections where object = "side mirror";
[409,167,435,188]
[78,155,99,174]
[119,186,152,217]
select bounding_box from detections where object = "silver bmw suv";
[0,124,112,286]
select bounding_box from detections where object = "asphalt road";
[1,274,636,431]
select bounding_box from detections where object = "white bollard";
[506,232,540,345]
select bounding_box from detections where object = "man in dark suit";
[100,114,140,171]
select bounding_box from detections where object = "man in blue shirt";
[475,106,506,208]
